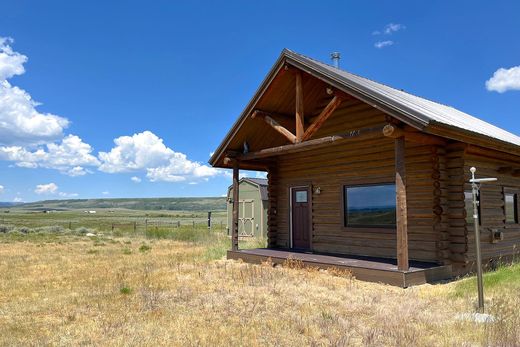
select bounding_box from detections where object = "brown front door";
[291,187,311,250]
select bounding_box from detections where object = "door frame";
[289,185,312,250]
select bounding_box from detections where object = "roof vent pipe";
[330,52,341,68]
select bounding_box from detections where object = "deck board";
[228,248,452,287]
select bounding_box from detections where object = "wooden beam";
[302,96,343,141]
[252,110,296,143]
[235,125,385,161]
[383,124,446,146]
[395,137,409,271]
[295,71,304,142]
[512,169,520,177]
[232,160,239,251]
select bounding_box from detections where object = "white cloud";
[35,183,58,195]
[0,135,99,175]
[58,192,78,198]
[486,66,520,93]
[131,176,141,183]
[384,23,405,34]
[67,166,88,177]
[375,41,394,49]
[255,171,267,179]
[99,131,224,183]
[238,170,267,180]
[13,196,22,202]
[0,37,26,80]
[102,191,109,195]
[373,23,405,35]
[0,37,69,146]
[34,182,76,197]
[0,185,4,194]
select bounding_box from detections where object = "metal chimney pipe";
[330,52,341,68]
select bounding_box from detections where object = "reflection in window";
[344,184,396,227]
[505,192,518,224]
[465,191,481,225]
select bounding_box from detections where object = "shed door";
[291,187,311,250]
[238,199,254,237]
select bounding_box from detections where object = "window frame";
[503,187,519,225]
[342,182,397,230]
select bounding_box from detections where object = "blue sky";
[0,1,519,202]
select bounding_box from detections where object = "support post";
[295,71,304,142]
[232,160,240,251]
[395,137,409,271]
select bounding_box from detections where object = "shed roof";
[210,49,520,167]
[227,177,268,201]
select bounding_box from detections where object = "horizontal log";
[383,124,447,146]
[232,125,386,160]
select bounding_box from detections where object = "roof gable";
[210,49,520,167]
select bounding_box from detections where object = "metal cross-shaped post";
[469,167,497,312]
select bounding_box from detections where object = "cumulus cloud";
[102,191,109,195]
[0,37,26,80]
[0,184,4,194]
[0,37,69,146]
[34,182,77,197]
[99,131,223,183]
[34,183,58,194]
[0,135,99,175]
[486,66,520,93]
[374,41,394,49]
[13,196,22,202]
[131,176,141,183]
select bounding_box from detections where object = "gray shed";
[227,178,268,238]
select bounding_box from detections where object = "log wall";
[267,107,443,262]
[462,147,520,271]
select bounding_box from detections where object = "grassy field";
[0,210,519,346]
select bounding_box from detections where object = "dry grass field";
[0,222,519,346]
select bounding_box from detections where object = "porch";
[228,248,453,288]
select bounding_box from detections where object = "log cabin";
[209,49,520,287]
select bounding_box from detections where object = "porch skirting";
[227,248,452,288]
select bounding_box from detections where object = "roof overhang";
[210,49,520,167]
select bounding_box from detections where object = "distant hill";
[10,197,227,212]
[0,202,23,208]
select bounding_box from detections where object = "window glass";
[505,192,517,224]
[295,191,308,203]
[344,184,396,227]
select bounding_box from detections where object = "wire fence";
[0,217,228,234]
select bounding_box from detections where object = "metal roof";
[227,177,268,201]
[210,49,520,167]
[284,49,520,147]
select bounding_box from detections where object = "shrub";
[75,227,94,235]
[36,226,65,233]
[17,227,30,234]
[120,286,132,295]
[0,225,13,233]
[139,244,151,253]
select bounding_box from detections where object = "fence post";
[193,220,195,231]
[145,219,148,233]
[207,211,212,231]
[134,222,137,232]
[177,221,180,228]
[220,221,223,232]
[111,223,114,232]
[68,221,72,230]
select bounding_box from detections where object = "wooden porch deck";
[228,248,453,288]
